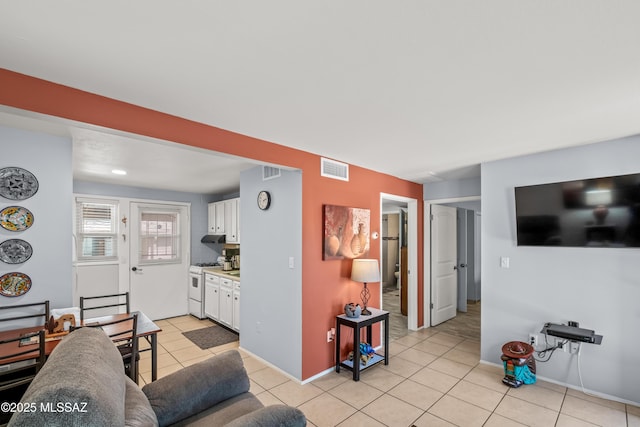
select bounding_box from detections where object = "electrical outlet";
[529,333,538,347]
[569,341,580,354]
[327,330,334,343]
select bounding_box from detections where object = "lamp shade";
[351,259,380,283]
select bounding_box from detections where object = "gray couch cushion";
[9,328,126,427]
[225,405,307,427]
[143,350,250,427]
[124,377,159,427]
[170,392,263,427]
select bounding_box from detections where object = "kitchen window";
[138,209,181,264]
[75,198,118,262]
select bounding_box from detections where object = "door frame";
[423,195,480,328]
[380,193,418,331]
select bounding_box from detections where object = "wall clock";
[257,190,271,210]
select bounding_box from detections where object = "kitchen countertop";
[203,267,240,280]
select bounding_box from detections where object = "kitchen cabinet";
[224,198,240,243]
[207,202,225,234]
[219,278,234,328]
[232,281,240,331]
[204,273,220,319]
[203,271,240,332]
[207,198,240,243]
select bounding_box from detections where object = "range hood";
[201,234,226,244]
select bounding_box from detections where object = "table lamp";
[350,259,380,315]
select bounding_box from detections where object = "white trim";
[426,195,480,205]
[240,346,304,384]
[479,360,640,407]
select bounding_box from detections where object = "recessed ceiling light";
[111,169,127,175]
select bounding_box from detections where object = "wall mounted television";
[515,172,640,247]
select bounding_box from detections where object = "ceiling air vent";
[321,157,349,181]
[262,166,281,181]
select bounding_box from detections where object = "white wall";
[481,135,640,404]
[0,126,73,315]
[239,166,303,379]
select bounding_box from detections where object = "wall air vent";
[320,157,349,181]
[262,166,281,181]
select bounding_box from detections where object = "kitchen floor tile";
[387,378,443,410]
[494,395,560,427]
[298,393,357,427]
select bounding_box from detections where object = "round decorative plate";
[0,167,39,200]
[0,272,32,297]
[0,239,33,264]
[0,206,34,232]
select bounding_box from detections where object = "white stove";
[188,263,220,318]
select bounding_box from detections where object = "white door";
[431,205,458,326]
[457,208,468,313]
[130,202,189,320]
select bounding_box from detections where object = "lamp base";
[361,307,372,316]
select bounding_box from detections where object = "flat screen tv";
[515,173,640,247]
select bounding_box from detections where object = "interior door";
[130,202,189,320]
[431,205,458,326]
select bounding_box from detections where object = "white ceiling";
[2,2,640,193]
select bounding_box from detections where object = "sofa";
[8,328,306,426]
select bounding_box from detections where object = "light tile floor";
[139,316,640,426]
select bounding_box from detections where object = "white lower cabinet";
[204,272,240,332]
[219,278,234,328]
[204,274,219,320]
[232,281,240,331]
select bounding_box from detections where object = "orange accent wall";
[0,68,424,380]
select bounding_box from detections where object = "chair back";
[71,313,139,382]
[0,329,46,392]
[0,301,50,330]
[79,292,129,321]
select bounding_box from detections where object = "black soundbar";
[541,323,603,344]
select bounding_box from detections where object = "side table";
[335,307,389,381]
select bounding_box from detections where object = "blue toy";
[348,342,376,366]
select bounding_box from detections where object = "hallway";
[382,283,480,342]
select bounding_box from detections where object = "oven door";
[188,272,202,302]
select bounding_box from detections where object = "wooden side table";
[335,307,389,381]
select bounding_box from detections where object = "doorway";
[129,202,190,320]
[425,197,481,341]
[380,194,417,340]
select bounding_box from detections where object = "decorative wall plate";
[0,206,34,232]
[0,239,33,264]
[0,272,32,297]
[0,167,39,200]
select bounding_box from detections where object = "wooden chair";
[0,301,50,330]
[79,292,129,321]
[0,329,46,391]
[71,313,139,383]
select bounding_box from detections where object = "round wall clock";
[257,190,271,210]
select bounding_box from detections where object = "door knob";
[453,265,458,270]
[460,263,467,268]
[131,266,143,272]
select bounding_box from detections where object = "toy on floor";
[348,342,376,366]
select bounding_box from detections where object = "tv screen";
[515,173,640,247]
